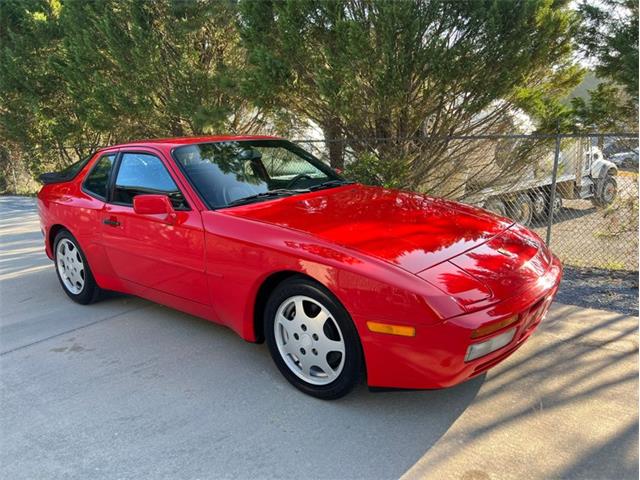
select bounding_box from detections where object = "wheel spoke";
[316,336,344,356]
[297,355,312,378]
[281,339,296,356]
[315,357,338,381]
[275,318,291,341]
[309,310,329,330]
[276,313,291,330]
[293,298,307,322]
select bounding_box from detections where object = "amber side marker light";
[367,321,416,337]
[471,314,519,339]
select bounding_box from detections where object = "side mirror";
[133,194,176,223]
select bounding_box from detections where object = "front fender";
[200,211,463,342]
[592,159,618,179]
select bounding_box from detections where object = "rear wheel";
[507,194,533,226]
[264,276,363,399]
[531,191,547,220]
[54,230,101,304]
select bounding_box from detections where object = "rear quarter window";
[38,154,94,185]
[83,154,116,199]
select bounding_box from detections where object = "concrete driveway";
[1,196,637,480]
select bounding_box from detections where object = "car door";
[76,151,119,284]
[101,149,209,305]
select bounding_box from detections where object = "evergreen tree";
[239,0,583,178]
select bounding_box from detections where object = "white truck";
[466,139,619,226]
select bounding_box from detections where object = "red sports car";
[37,136,562,399]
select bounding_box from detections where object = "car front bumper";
[360,255,563,390]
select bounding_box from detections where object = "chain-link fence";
[296,132,639,272]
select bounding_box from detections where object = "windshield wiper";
[308,179,355,191]
[226,189,308,207]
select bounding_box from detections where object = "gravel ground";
[556,265,639,316]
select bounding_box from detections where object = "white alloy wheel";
[56,238,85,294]
[273,295,346,385]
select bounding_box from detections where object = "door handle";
[103,218,120,227]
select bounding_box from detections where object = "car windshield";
[172,140,344,208]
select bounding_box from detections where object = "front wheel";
[593,175,617,207]
[54,230,101,304]
[264,276,363,399]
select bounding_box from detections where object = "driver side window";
[113,153,188,209]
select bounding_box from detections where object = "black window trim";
[108,149,191,211]
[81,152,119,201]
[169,139,339,210]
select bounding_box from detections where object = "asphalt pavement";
[1,196,637,480]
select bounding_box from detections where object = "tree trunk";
[11,160,18,194]
[322,121,344,169]
[170,117,185,137]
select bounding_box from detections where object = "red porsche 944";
[37,136,561,399]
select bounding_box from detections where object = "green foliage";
[577,0,639,101]
[0,0,72,174]
[0,0,262,178]
[571,82,638,131]
[573,0,638,134]
[344,152,409,189]
[53,0,256,139]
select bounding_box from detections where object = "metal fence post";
[546,128,562,246]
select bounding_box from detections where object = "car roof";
[103,135,284,151]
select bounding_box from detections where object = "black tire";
[507,194,534,226]
[264,276,363,400]
[592,175,617,207]
[53,230,101,305]
[531,191,547,220]
[546,194,563,219]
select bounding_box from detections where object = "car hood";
[222,184,514,273]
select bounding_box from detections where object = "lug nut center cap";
[300,334,312,348]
